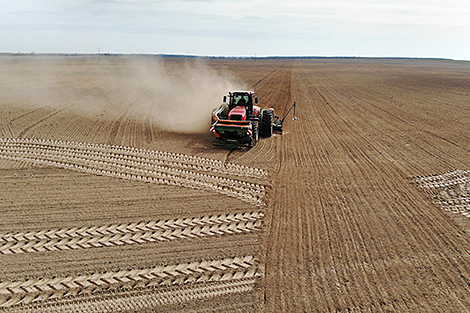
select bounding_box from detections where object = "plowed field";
[0,56,470,312]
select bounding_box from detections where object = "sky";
[1,0,469,60]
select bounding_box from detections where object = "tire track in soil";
[414,170,470,220]
[0,138,267,179]
[0,137,266,310]
[0,211,263,255]
[0,138,268,206]
[0,255,263,308]
[2,278,257,313]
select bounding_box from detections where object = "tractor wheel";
[260,110,273,138]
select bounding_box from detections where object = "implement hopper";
[210,119,255,148]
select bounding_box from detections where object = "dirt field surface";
[0,55,470,312]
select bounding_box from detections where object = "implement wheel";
[249,121,259,147]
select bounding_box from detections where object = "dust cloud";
[126,58,244,133]
[0,56,245,133]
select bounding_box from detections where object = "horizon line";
[0,52,466,62]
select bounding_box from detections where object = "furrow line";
[0,256,262,308]
[0,220,263,255]
[2,278,257,313]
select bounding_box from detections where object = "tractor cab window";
[233,94,251,106]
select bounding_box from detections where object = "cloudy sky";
[1,0,469,60]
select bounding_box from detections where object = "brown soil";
[0,56,470,312]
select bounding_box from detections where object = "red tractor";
[210,91,295,148]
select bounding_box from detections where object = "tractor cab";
[224,91,259,119]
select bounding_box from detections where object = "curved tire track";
[415,170,470,218]
[0,138,268,179]
[0,138,268,205]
